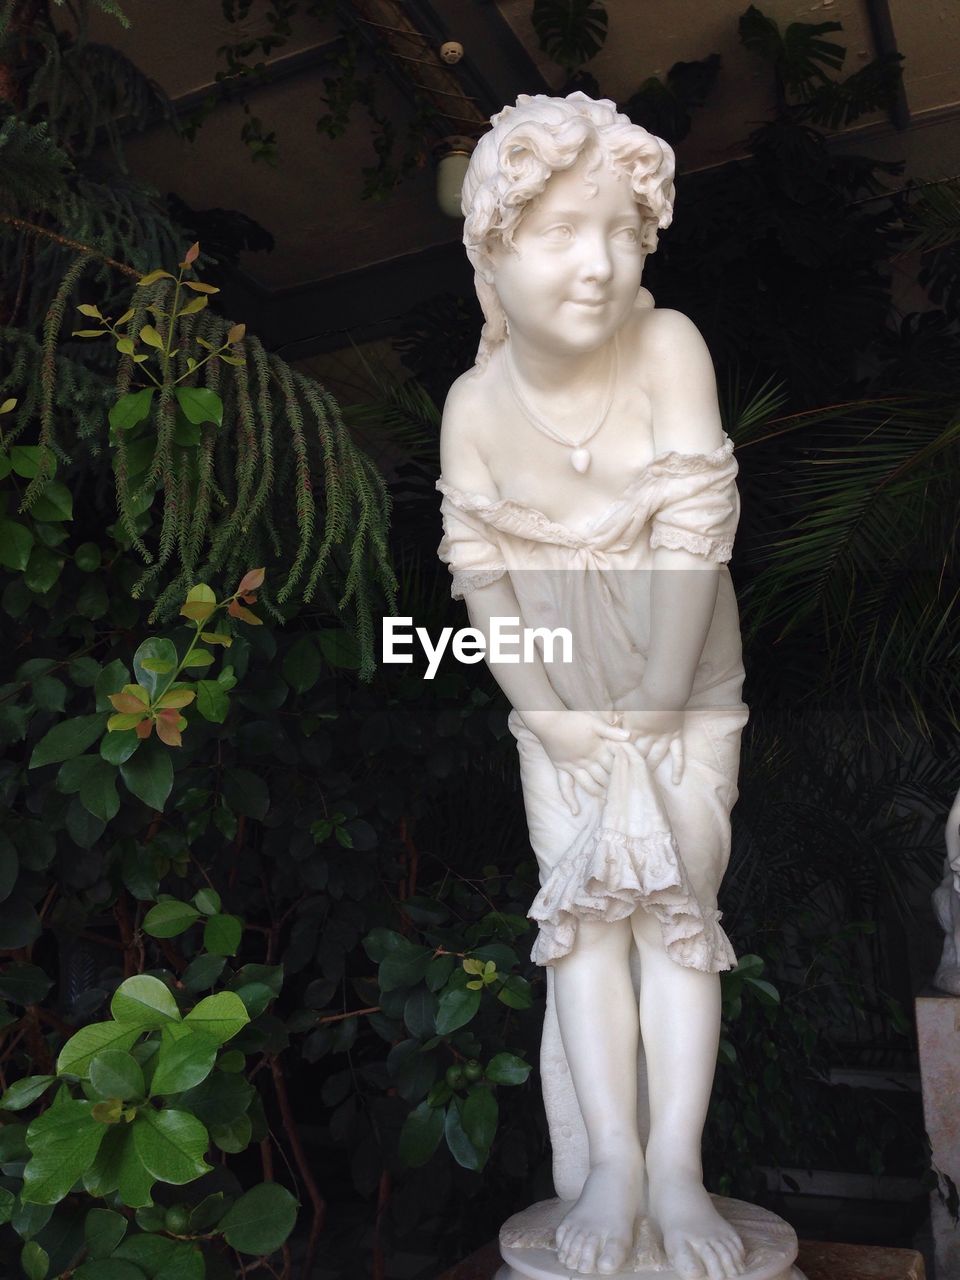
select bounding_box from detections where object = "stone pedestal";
[917,992,960,1279]
[492,1196,805,1279]
[439,1236,926,1280]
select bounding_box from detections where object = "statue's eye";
[543,224,573,241]
[615,226,640,243]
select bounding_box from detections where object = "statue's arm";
[639,309,724,710]
[439,384,564,722]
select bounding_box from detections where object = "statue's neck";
[504,333,614,398]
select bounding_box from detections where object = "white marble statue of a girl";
[436,93,754,1279]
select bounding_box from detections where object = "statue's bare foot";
[647,1168,745,1279]
[554,1146,645,1274]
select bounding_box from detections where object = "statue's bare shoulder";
[438,365,500,499]
[630,306,724,455]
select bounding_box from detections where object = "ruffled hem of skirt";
[528,826,736,973]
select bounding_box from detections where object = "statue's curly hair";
[461,92,676,366]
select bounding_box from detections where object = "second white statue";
[437,93,800,1280]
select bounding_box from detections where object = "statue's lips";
[568,297,607,308]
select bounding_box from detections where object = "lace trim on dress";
[450,566,507,599]
[528,823,737,973]
[647,435,736,477]
[648,526,734,563]
[437,480,587,548]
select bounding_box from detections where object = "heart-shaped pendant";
[570,448,591,473]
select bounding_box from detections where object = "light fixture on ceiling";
[434,136,476,218]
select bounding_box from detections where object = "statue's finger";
[597,722,631,741]
[585,762,609,788]
[670,736,685,785]
[574,768,603,797]
[558,770,579,816]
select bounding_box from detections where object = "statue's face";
[488,148,645,354]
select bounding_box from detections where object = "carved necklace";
[503,334,618,474]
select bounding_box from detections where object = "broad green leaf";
[23,545,62,592]
[150,1024,219,1095]
[76,1260,146,1280]
[111,975,181,1028]
[21,1240,49,1280]
[497,974,533,1009]
[211,1112,251,1153]
[137,269,175,286]
[75,541,102,571]
[444,1099,483,1171]
[10,445,47,478]
[0,1075,55,1111]
[30,714,106,769]
[84,1206,128,1258]
[139,324,164,348]
[0,520,34,571]
[108,713,147,732]
[121,743,173,810]
[155,688,194,710]
[317,628,361,670]
[132,1108,211,1184]
[112,1233,178,1271]
[281,635,322,694]
[435,985,481,1035]
[174,387,222,427]
[143,899,199,938]
[194,887,220,915]
[57,1023,140,1078]
[188,1191,228,1231]
[181,649,213,669]
[56,754,100,795]
[109,388,154,432]
[219,1182,298,1255]
[133,638,179,698]
[377,939,432,993]
[0,1185,16,1224]
[94,659,131,711]
[398,1099,444,1168]
[181,953,226,993]
[22,1097,107,1204]
[183,991,249,1044]
[0,963,52,1005]
[462,1085,498,1154]
[81,1124,137,1202]
[177,294,208,316]
[31,674,66,712]
[10,1192,52,1238]
[101,729,140,766]
[179,583,216,623]
[196,680,228,723]
[89,1051,145,1101]
[79,758,121,822]
[28,480,73,522]
[485,1052,532,1085]
[202,913,242,956]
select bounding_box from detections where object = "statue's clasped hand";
[523,708,635,816]
[628,705,685,786]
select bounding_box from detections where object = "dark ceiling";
[85,1,960,359]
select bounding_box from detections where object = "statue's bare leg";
[631,909,746,1278]
[552,917,646,1274]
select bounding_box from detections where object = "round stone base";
[495,1196,807,1280]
